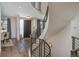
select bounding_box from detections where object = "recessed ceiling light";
[26,16,33,19]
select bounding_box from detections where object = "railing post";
[44,40,45,57]
[39,39,42,57]
[30,34,32,57]
[39,39,40,57]
[72,36,75,49]
[75,51,77,56]
[41,39,42,57]
[49,47,51,57]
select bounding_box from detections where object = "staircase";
[71,36,79,57]
[30,3,51,57]
[30,38,51,57]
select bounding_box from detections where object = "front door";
[24,20,31,38]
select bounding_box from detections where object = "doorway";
[24,20,31,38]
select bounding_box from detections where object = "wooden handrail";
[71,48,79,52]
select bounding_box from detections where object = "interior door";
[24,20,31,38]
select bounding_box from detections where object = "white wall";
[20,19,24,38]
[11,17,17,38]
[46,22,72,57]
[71,15,79,38]
[16,17,20,40]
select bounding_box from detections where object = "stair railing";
[71,36,79,57]
[30,4,51,57]
[72,36,79,49]
[30,36,51,57]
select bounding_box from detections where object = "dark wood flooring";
[1,38,31,57]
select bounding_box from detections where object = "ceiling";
[47,2,79,36]
[0,2,44,19]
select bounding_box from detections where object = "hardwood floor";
[1,38,31,57]
[1,46,22,57]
